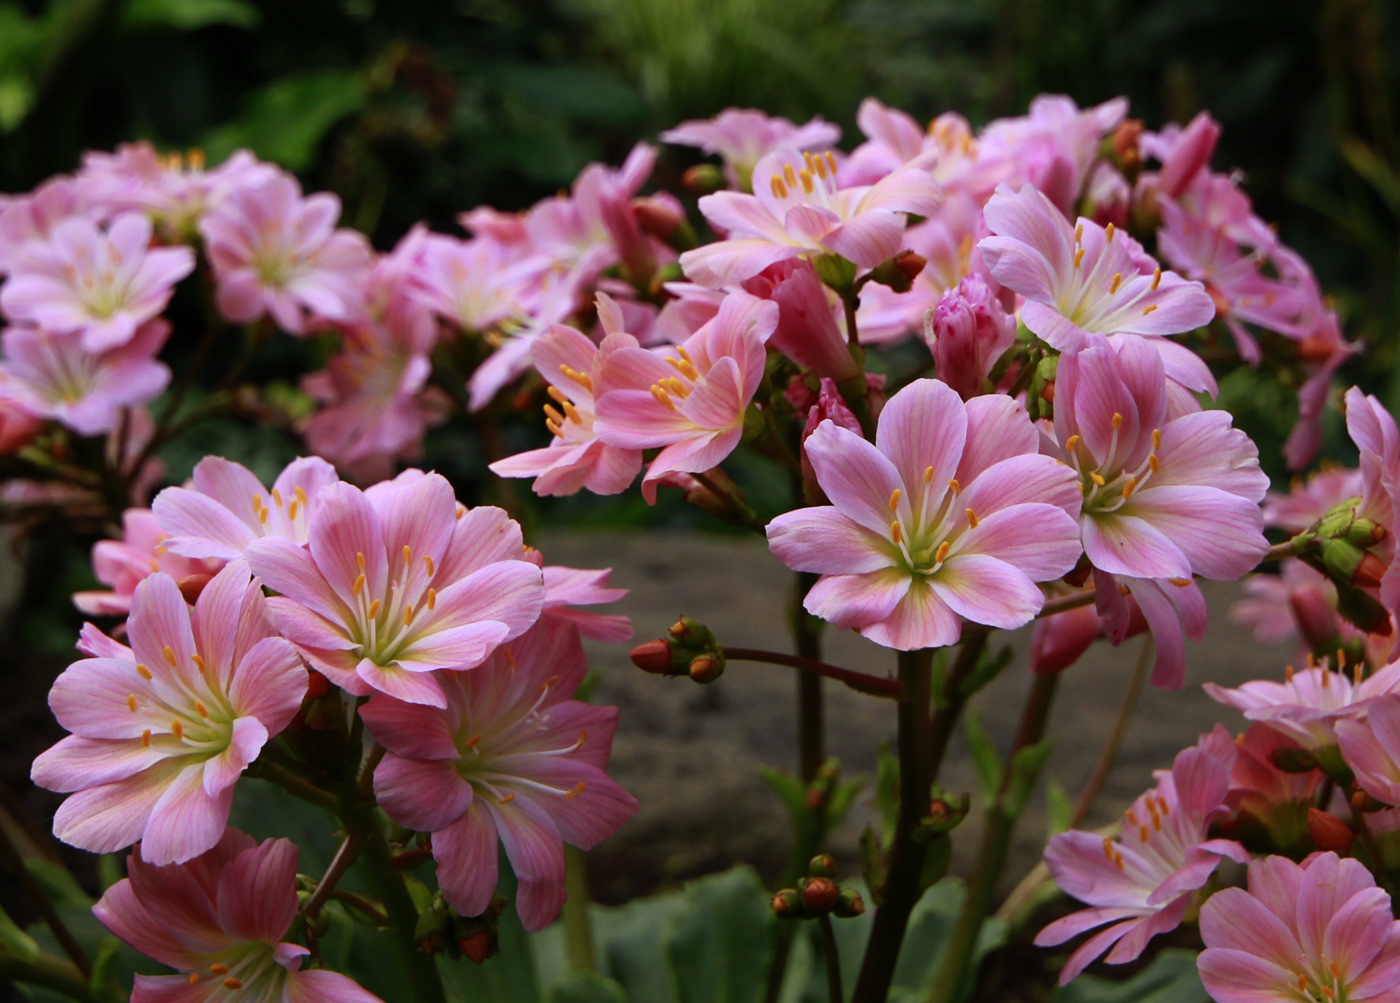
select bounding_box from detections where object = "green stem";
[563,845,595,970]
[819,914,844,1003]
[251,759,338,810]
[926,672,1061,1003]
[795,571,826,782]
[850,648,934,1003]
[358,821,447,1003]
[0,806,90,979]
[0,952,97,1002]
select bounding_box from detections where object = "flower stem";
[819,913,844,1003]
[563,845,595,970]
[357,820,446,1003]
[0,804,90,979]
[926,672,1061,1003]
[301,830,367,923]
[794,572,826,782]
[723,648,900,698]
[1071,635,1152,829]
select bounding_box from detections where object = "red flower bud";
[688,655,724,684]
[459,930,491,964]
[630,639,674,675]
[803,877,840,914]
[305,670,331,701]
[1307,808,1354,853]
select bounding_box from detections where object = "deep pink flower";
[72,508,224,617]
[925,274,1016,399]
[244,471,544,707]
[32,564,306,864]
[662,108,840,190]
[0,211,194,353]
[1140,111,1221,202]
[1227,722,1324,851]
[361,620,637,931]
[153,455,341,562]
[0,318,170,436]
[680,149,942,287]
[94,828,383,1002]
[1036,727,1247,985]
[201,172,372,334]
[1286,307,1361,471]
[767,378,1082,649]
[489,296,645,497]
[1198,852,1400,1003]
[594,291,779,498]
[1206,660,1400,752]
[743,258,861,381]
[1337,694,1400,806]
[979,95,1128,215]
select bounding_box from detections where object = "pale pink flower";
[361,620,637,931]
[408,230,544,334]
[244,471,544,707]
[0,175,108,275]
[1264,465,1365,535]
[979,95,1128,214]
[1226,722,1323,852]
[1198,852,1400,1003]
[0,318,170,436]
[680,149,942,288]
[662,108,841,190]
[767,378,1083,649]
[924,273,1016,399]
[840,100,1005,200]
[1337,694,1400,807]
[978,183,1217,394]
[539,564,633,643]
[1205,660,1400,752]
[0,211,193,353]
[153,455,341,562]
[32,564,307,864]
[94,828,383,1002]
[72,508,224,617]
[489,296,645,497]
[201,172,372,334]
[594,291,779,498]
[1036,727,1247,985]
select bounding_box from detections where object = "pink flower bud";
[747,259,859,381]
[1307,807,1354,853]
[924,274,1016,399]
[1157,111,1220,200]
[0,399,41,454]
[799,379,862,504]
[1287,581,1340,651]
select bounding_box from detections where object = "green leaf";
[1339,137,1400,215]
[548,970,628,1003]
[827,775,865,829]
[1004,739,1054,818]
[200,70,365,171]
[124,0,261,30]
[665,867,774,1003]
[1047,779,1073,838]
[758,766,808,828]
[964,711,1002,801]
[1051,948,1208,1003]
[24,859,91,910]
[958,645,1013,698]
[593,890,683,1003]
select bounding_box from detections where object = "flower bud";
[176,573,215,605]
[304,670,331,701]
[1111,119,1144,170]
[833,887,866,918]
[800,379,862,504]
[1307,808,1354,853]
[867,251,927,294]
[924,275,1016,400]
[1156,111,1220,201]
[808,854,836,878]
[802,877,839,914]
[458,930,491,964]
[749,260,859,381]
[688,654,724,684]
[683,164,726,195]
[634,194,686,243]
[771,888,802,918]
[630,639,676,675]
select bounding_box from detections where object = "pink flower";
[978,183,1217,394]
[153,455,342,562]
[767,378,1083,649]
[94,828,383,1002]
[201,172,372,334]
[31,564,307,864]
[1337,694,1400,806]
[361,620,637,931]
[408,230,544,334]
[1140,111,1221,202]
[680,150,942,288]
[489,296,645,497]
[0,211,194,353]
[72,508,224,617]
[925,274,1016,399]
[662,108,841,190]
[244,471,544,707]
[0,318,170,436]
[1264,466,1365,535]
[841,101,1002,200]
[1227,722,1324,846]
[1344,386,1400,607]
[797,377,863,504]
[539,563,633,643]
[594,291,778,498]
[1287,308,1361,470]
[1198,852,1400,1003]
[979,95,1128,214]
[743,258,860,381]
[1036,727,1247,985]
[1205,660,1400,752]
[0,175,109,275]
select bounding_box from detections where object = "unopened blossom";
[743,258,860,381]
[768,378,1082,649]
[978,183,1216,393]
[1198,852,1400,1003]
[201,172,372,334]
[680,149,942,288]
[489,296,645,497]
[925,274,1016,399]
[0,211,194,353]
[594,291,779,498]
[1030,583,1147,676]
[72,508,223,617]
[662,108,841,190]
[153,455,341,562]
[362,620,637,930]
[980,95,1128,214]
[94,829,383,1002]
[245,471,544,707]
[1037,727,1247,985]
[1206,659,1400,752]
[797,377,863,505]
[1231,560,1392,668]
[1140,111,1221,203]
[32,564,306,864]
[1337,694,1400,806]
[0,393,41,453]
[1287,307,1361,471]
[0,319,170,436]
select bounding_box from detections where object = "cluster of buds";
[771,855,865,920]
[414,890,510,964]
[1290,499,1392,634]
[630,616,727,683]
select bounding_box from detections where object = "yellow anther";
[252,493,263,512]
[1105,223,1116,243]
[1151,428,1162,450]
[559,365,595,393]
[1111,412,1123,430]
[1356,661,1364,685]
[1102,836,1115,861]
[189,973,200,984]
[1150,267,1162,291]
[563,401,583,424]
[163,645,177,667]
[934,541,951,564]
[367,599,381,619]
[463,734,480,748]
[1286,664,1295,682]
[1073,247,1085,269]
[1168,577,1193,587]
[890,521,902,544]
[966,508,979,529]
[799,169,815,194]
[1113,852,1124,870]
[196,701,209,718]
[1075,222,1084,244]
[127,694,138,712]
[287,500,299,520]
[1109,272,1122,294]
[770,176,788,199]
[504,648,518,670]
[1064,434,1081,453]
[1139,824,1149,842]
[546,419,563,437]
[1148,454,1160,473]
[1142,304,1158,315]
[356,552,366,571]
[353,574,365,596]
[544,403,566,425]
[500,792,516,804]
[547,384,569,404]
[426,587,436,610]
[825,152,838,174]
[888,488,902,512]
[402,545,412,569]
[676,345,695,365]
[141,729,151,748]
[813,153,828,179]
[271,488,283,508]
[210,965,230,976]
[259,507,268,525]
[542,674,560,690]
[1089,471,1106,487]
[783,163,798,188]
[1122,476,1137,499]
[223,979,244,990]
[404,604,415,627]
[945,475,959,492]
[1322,667,1331,689]
[172,720,184,741]
[456,505,465,520]
[1152,813,1162,830]
[136,664,152,680]
[1126,809,1138,826]
[565,781,587,799]
[1336,647,1347,670]
[424,555,435,576]
[803,150,815,170]
[650,385,677,412]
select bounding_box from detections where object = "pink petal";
[201,716,267,797]
[32,735,167,792]
[875,378,967,503]
[858,577,962,650]
[1197,948,1296,1003]
[487,795,567,932]
[804,568,911,631]
[930,553,1045,629]
[955,502,1082,580]
[140,762,234,865]
[359,693,461,760]
[227,635,309,735]
[355,659,447,708]
[821,211,906,268]
[804,420,906,535]
[1125,485,1267,580]
[216,838,299,942]
[1082,513,1192,580]
[52,761,179,854]
[435,798,498,918]
[766,508,896,575]
[374,754,472,832]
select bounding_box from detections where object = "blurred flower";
[663,108,840,190]
[979,95,1127,215]
[1205,660,1400,751]
[1337,694,1400,806]
[924,274,1016,399]
[72,508,223,617]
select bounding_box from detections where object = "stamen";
[1074,222,1084,244]
[544,403,566,425]
[770,177,788,199]
[1125,808,1138,826]
[1168,577,1192,587]
[1142,304,1158,315]
[402,545,412,569]
[425,555,435,576]
[295,486,308,509]
[141,730,151,747]
[368,599,381,619]
[210,965,230,976]
[259,507,268,525]
[427,588,437,610]
[223,979,244,990]
[1122,476,1137,499]
[891,521,902,544]
[1139,825,1149,842]
[404,604,415,627]
[564,781,586,799]
[546,418,563,437]
[1336,648,1347,670]
[500,792,516,804]
[542,674,560,690]
[463,734,481,748]
[547,385,569,405]
[799,169,815,194]
[504,648,518,670]
[189,973,200,985]
[1322,668,1330,689]
[564,401,583,423]
[783,164,798,189]
[271,488,283,508]
[1286,665,1295,682]
[1102,836,1115,862]
[1355,661,1364,685]
[1073,247,1085,269]
[1150,267,1162,290]
[1151,429,1161,450]
[1109,273,1122,294]
[825,152,838,174]
[287,499,299,520]
[196,701,209,718]
[945,475,958,492]
[136,664,152,680]
[1064,434,1080,453]
[888,488,902,512]
[356,552,366,571]
[1113,851,1124,870]
[1089,472,1106,486]
[934,541,950,564]
[813,154,827,179]
[127,695,138,712]
[172,720,184,741]
[162,646,177,667]
[352,574,365,596]
[965,508,979,529]
[650,385,677,412]
[456,506,465,520]
[1148,454,1160,473]
[1111,412,1123,430]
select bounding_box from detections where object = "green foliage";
[202,70,365,171]
[1051,948,1209,1003]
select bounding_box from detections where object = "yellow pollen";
[259,508,268,525]
[650,385,677,412]
[1168,577,1193,587]
[456,506,465,520]
[825,152,837,174]
[665,355,699,380]
[426,588,436,610]
[799,169,814,194]
[1113,852,1124,870]
[189,973,201,984]
[356,552,366,571]
[559,365,593,393]
[141,730,151,747]
[252,493,263,512]
[271,488,283,508]
[196,701,209,718]
[542,674,560,690]
[1105,223,1116,243]
[504,648,518,670]
[403,604,414,627]
[136,664,152,680]
[770,176,788,199]
[210,965,229,976]
[544,403,566,425]
[547,385,569,405]
[1356,661,1364,685]
[814,154,828,179]
[888,488,902,512]
[127,695,138,712]
[1089,471,1106,486]
[803,151,815,170]
[1299,975,1308,994]
[1103,836,1115,861]
[661,376,690,398]
[1336,648,1347,669]
[402,545,412,569]
[1142,304,1158,315]
[546,418,563,437]
[783,164,798,189]
[425,555,435,576]
[1147,453,1160,474]
[223,979,244,990]
[1322,988,1335,1000]
[353,574,365,596]
[162,646,177,667]
[1075,222,1084,244]
[1073,247,1085,269]
[890,521,902,544]
[1125,809,1138,826]
[1109,272,1122,294]
[945,475,959,492]
[1123,476,1137,499]
[1151,429,1162,450]
[1111,412,1123,430]
[1064,434,1081,453]
[1157,796,1168,816]
[172,720,184,741]
[1150,267,1162,291]
[934,541,950,564]
[287,500,299,520]
[565,781,587,799]
[1286,665,1295,682]
[463,734,481,748]
[1152,814,1162,830]
[368,599,381,619]
[1139,824,1149,842]
[1322,668,1330,689]
[563,401,582,424]
[966,508,979,529]
[1330,961,1342,980]
[500,792,516,804]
